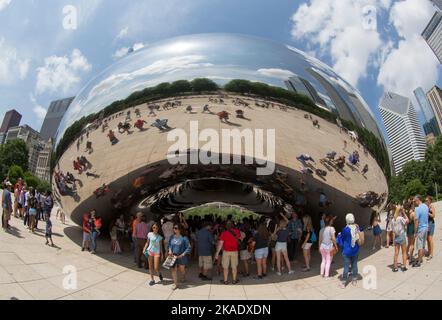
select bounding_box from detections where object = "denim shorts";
[254,247,269,260]
[275,242,287,252]
[428,222,435,237]
[394,233,406,245]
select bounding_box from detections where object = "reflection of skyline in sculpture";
[56,34,383,145]
[284,76,328,111]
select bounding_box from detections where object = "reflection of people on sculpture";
[94,184,110,199]
[118,122,132,134]
[135,108,141,118]
[134,119,148,131]
[126,110,131,122]
[202,104,213,114]
[217,111,230,123]
[102,121,109,132]
[148,105,157,117]
[349,151,360,166]
[236,109,245,119]
[151,119,171,132]
[362,164,369,176]
[86,172,100,179]
[296,154,316,167]
[73,160,82,174]
[107,130,119,145]
[85,141,93,154]
[312,119,320,129]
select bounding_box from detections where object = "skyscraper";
[40,97,74,141]
[0,109,22,133]
[5,125,44,174]
[427,86,442,136]
[422,11,442,64]
[431,0,442,11]
[414,87,441,143]
[379,92,427,175]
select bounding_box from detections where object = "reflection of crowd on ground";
[1,178,56,246]
[371,195,436,272]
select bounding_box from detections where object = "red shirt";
[220,229,241,252]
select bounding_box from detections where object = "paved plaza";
[0,202,441,300]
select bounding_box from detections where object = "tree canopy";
[389,137,442,203]
[0,140,29,179]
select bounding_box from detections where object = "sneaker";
[351,280,358,287]
[276,272,282,276]
[288,270,295,275]
[401,267,408,272]
[392,268,398,272]
[198,273,204,279]
[81,248,85,252]
[172,284,178,290]
[149,280,155,286]
[339,281,347,289]
[159,273,164,281]
[90,251,96,255]
[302,268,310,272]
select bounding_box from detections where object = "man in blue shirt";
[413,195,429,267]
[288,212,303,261]
[196,221,214,281]
[2,182,13,231]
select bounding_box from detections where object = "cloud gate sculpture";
[53,34,389,229]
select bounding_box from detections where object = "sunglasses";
[173,227,179,230]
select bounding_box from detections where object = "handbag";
[162,255,177,270]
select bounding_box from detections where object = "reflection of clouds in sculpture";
[57,34,381,145]
[88,55,212,100]
[257,68,295,79]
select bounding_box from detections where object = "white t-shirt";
[392,217,406,236]
[320,226,335,250]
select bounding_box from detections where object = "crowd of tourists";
[91,205,381,290]
[371,195,436,271]
[1,178,55,246]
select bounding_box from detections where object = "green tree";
[190,78,219,92]
[402,179,427,200]
[0,140,29,179]
[170,80,192,93]
[24,172,40,189]
[7,165,24,185]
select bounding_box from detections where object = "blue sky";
[0,0,440,136]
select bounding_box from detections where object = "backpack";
[310,231,317,243]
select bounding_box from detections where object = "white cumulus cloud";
[257,68,295,79]
[377,0,439,96]
[30,94,47,123]
[291,0,440,101]
[113,42,145,59]
[116,27,129,40]
[0,0,11,11]
[0,38,30,85]
[35,49,91,95]
[291,0,389,88]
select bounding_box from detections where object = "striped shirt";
[134,221,148,239]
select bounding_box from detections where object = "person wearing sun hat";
[337,213,362,288]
